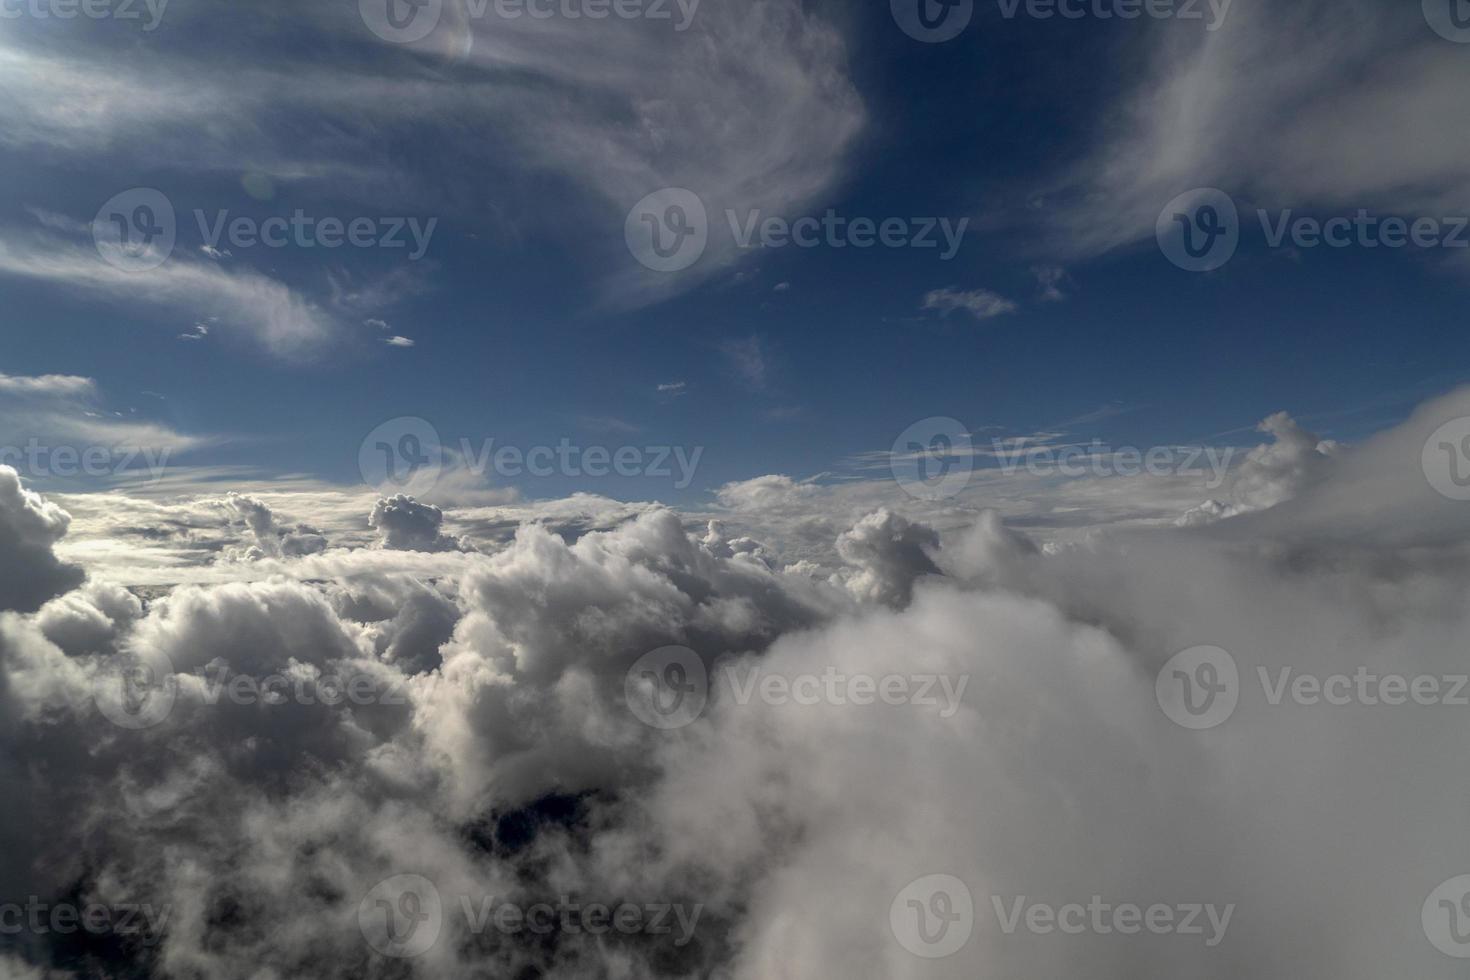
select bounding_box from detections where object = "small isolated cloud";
[764,406,803,422]
[385,336,415,348]
[178,322,210,342]
[199,245,231,260]
[922,287,1019,321]
[0,373,95,398]
[578,415,641,435]
[773,281,791,292]
[657,381,688,396]
[1033,265,1070,302]
[369,494,464,552]
[365,319,389,331]
[722,335,772,390]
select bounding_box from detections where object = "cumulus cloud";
[834,509,942,607]
[1181,411,1338,523]
[0,466,84,611]
[219,492,329,560]
[369,495,466,553]
[1,390,1470,977]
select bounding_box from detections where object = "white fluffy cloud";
[1,389,1469,977]
[369,494,466,553]
[0,466,84,611]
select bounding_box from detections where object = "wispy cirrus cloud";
[0,224,337,356]
[921,286,1019,321]
[1041,0,1470,260]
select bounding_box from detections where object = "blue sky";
[3,0,1469,504]
[9,7,1470,976]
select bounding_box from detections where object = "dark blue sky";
[3,0,1466,503]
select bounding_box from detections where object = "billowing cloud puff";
[835,509,941,607]
[370,495,466,553]
[0,466,84,612]
[220,492,329,560]
[34,579,142,658]
[0,391,1468,977]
